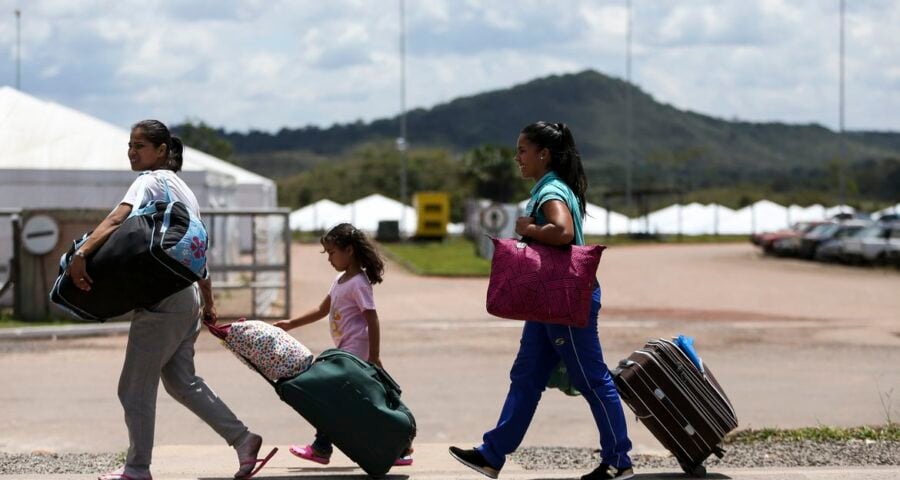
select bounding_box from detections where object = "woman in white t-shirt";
[66,120,274,480]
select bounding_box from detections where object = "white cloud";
[0,0,897,132]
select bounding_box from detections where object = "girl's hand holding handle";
[273,319,294,331]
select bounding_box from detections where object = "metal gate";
[2,208,291,321]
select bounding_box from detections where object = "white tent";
[0,86,278,286]
[0,86,280,209]
[517,199,629,236]
[641,203,710,235]
[289,199,351,231]
[292,196,465,237]
[787,204,827,224]
[347,194,417,236]
[718,200,789,234]
[584,202,630,235]
[630,203,736,236]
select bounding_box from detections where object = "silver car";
[814,223,870,262]
[841,222,900,265]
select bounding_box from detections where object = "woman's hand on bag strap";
[202,306,218,325]
[66,252,93,292]
[515,215,536,237]
[520,200,575,246]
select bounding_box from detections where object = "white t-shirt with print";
[120,170,201,218]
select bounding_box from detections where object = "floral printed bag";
[206,318,314,382]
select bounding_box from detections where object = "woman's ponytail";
[167,136,184,173]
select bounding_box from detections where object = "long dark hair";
[520,121,587,218]
[321,223,384,284]
[132,119,184,173]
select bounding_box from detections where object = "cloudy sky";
[1,0,898,133]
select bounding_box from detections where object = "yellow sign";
[414,192,450,238]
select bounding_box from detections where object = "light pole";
[838,0,846,212]
[397,0,408,234]
[625,0,633,213]
[15,9,21,90]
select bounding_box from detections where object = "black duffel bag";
[49,199,208,321]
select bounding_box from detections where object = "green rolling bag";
[276,348,416,478]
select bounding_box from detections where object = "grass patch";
[380,237,491,277]
[726,424,900,443]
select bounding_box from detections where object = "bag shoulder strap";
[526,194,576,246]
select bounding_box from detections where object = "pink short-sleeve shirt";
[328,272,376,360]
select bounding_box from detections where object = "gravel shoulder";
[512,441,900,470]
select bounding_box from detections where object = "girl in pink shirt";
[274,223,412,466]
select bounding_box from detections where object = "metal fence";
[202,208,291,320]
[1,208,291,321]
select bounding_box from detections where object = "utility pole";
[838,0,846,212]
[625,0,633,213]
[15,9,21,90]
[397,0,409,234]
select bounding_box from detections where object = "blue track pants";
[477,287,632,470]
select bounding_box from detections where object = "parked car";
[772,232,806,257]
[753,222,824,255]
[814,222,871,262]
[799,220,871,260]
[840,222,900,265]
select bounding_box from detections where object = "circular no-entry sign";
[21,215,60,256]
[480,204,509,233]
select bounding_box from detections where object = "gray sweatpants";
[118,284,248,470]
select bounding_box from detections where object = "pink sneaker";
[394,455,413,466]
[289,444,331,465]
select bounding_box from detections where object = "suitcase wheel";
[713,446,726,459]
[679,461,707,478]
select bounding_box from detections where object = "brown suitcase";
[612,338,738,477]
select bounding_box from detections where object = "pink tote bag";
[486,237,605,327]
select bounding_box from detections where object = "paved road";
[1,243,898,463]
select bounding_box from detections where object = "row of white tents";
[620,200,892,236]
[292,197,899,237]
[289,194,465,236]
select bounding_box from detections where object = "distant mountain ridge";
[212,70,900,197]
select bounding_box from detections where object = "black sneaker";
[448,446,500,479]
[581,463,635,480]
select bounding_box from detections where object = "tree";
[460,145,529,203]
[174,120,234,161]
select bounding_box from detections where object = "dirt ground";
[1,242,898,455]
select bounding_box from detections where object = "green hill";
[184,70,900,211]
[223,69,899,167]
